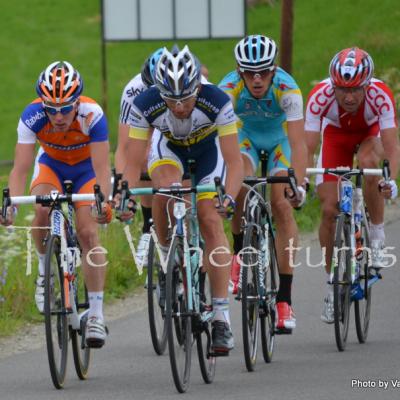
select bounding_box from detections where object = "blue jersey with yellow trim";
[128,84,237,146]
[218,67,303,142]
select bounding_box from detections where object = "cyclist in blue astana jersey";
[219,35,307,333]
[119,45,244,354]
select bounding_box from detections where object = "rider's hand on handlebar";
[214,193,236,220]
[285,185,306,208]
[0,206,17,226]
[91,202,113,224]
[114,193,137,222]
[378,179,398,200]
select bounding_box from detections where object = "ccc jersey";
[305,78,398,132]
[218,67,303,142]
[128,84,237,146]
[17,96,108,165]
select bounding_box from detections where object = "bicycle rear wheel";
[166,236,192,393]
[241,224,260,372]
[147,235,167,355]
[196,270,216,384]
[260,224,278,363]
[333,215,352,352]
[71,280,91,380]
[44,235,68,389]
[354,218,372,343]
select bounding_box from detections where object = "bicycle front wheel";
[196,270,216,384]
[166,236,192,393]
[44,235,68,389]
[354,218,372,343]
[71,281,91,380]
[333,215,352,352]
[241,224,260,372]
[147,235,167,355]
[260,225,278,363]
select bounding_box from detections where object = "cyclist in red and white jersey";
[305,48,399,323]
[0,61,112,347]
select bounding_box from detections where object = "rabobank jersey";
[128,84,237,146]
[218,67,303,142]
[17,96,108,165]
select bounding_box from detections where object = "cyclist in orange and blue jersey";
[0,61,111,348]
[219,35,308,333]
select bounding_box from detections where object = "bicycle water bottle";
[340,180,353,214]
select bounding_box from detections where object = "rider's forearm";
[385,147,399,180]
[95,166,112,201]
[225,158,244,200]
[8,167,29,197]
[290,140,308,184]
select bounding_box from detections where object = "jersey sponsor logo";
[366,86,391,114]
[41,141,88,151]
[143,102,165,117]
[197,97,220,114]
[24,110,46,128]
[126,87,145,98]
[309,85,334,115]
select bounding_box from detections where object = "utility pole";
[280,0,294,73]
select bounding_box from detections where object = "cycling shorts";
[316,122,379,185]
[30,152,96,208]
[148,131,226,201]
[239,128,291,175]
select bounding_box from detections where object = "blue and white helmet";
[140,48,163,87]
[154,45,201,98]
[234,35,278,71]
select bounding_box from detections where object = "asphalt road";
[1,219,399,400]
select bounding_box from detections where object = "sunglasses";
[161,88,199,105]
[42,101,77,115]
[240,68,274,80]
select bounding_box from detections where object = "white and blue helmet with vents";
[154,45,201,98]
[234,35,278,71]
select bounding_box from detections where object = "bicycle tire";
[196,270,216,384]
[260,224,278,363]
[71,281,91,380]
[354,217,372,343]
[241,223,260,372]
[147,235,167,355]
[333,214,352,351]
[44,234,68,389]
[166,236,192,393]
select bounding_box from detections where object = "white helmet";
[235,35,278,71]
[154,45,201,98]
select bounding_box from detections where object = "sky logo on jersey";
[127,87,144,98]
[24,110,46,129]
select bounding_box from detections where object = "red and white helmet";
[329,47,374,87]
[36,61,83,103]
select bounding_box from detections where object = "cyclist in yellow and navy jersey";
[219,35,308,333]
[120,45,244,354]
[0,61,111,348]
